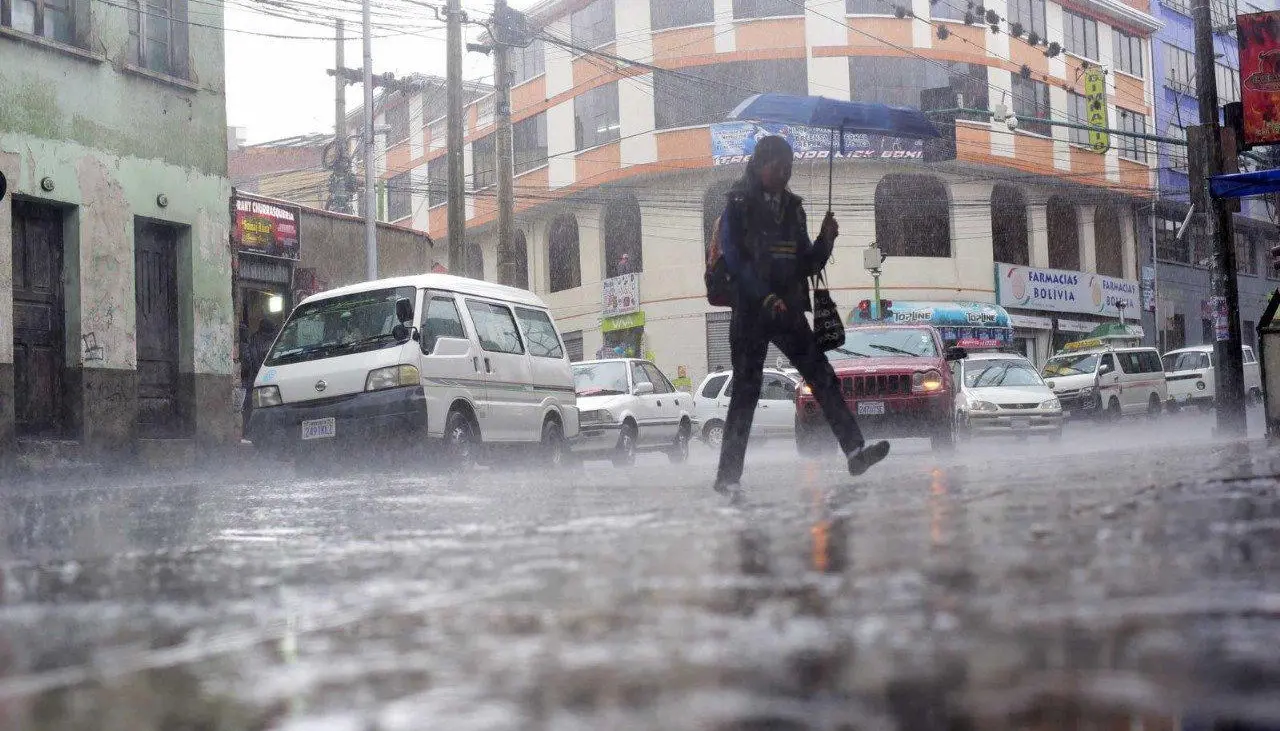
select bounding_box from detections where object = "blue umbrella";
[727,93,941,211]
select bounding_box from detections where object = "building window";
[651,0,713,29]
[574,82,620,150]
[1007,0,1046,38]
[1094,206,1123,278]
[1118,110,1148,163]
[563,330,584,361]
[510,230,529,289]
[1047,198,1079,270]
[1163,0,1191,16]
[1165,43,1196,93]
[1012,74,1052,137]
[1113,29,1144,77]
[732,0,799,19]
[1,0,75,44]
[512,37,545,85]
[1155,214,1190,263]
[1237,232,1259,275]
[128,0,189,78]
[931,0,966,21]
[1067,92,1092,147]
[875,175,950,258]
[427,156,447,208]
[571,0,614,50]
[1211,0,1237,31]
[1063,10,1098,60]
[513,113,548,174]
[1166,124,1188,171]
[1164,313,1187,351]
[548,214,582,292]
[847,0,887,13]
[1216,63,1240,104]
[991,184,1029,266]
[387,171,412,221]
[656,60,806,130]
[603,193,643,277]
[471,134,495,190]
[851,57,987,111]
[386,103,410,144]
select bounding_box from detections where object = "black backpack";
[705,214,733,307]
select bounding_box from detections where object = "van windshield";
[265,286,416,367]
[573,362,629,396]
[1042,353,1099,377]
[1164,351,1211,372]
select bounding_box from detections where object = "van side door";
[463,298,536,442]
[513,306,573,424]
[418,291,481,439]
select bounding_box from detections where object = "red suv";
[795,324,965,454]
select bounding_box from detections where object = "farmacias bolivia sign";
[995,264,1139,318]
[710,122,923,165]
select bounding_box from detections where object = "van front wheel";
[444,409,477,469]
[1147,394,1162,419]
[541,418,567,467]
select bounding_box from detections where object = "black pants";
[716,307,864,485]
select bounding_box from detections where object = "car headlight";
[913,369,943,392]
[1080,386,1095,396]
[1040,397,1061,411]
[365,364,420,391]
[252,385,282,408]
[581,409,615,424]
[800,383,813,396]
[969,399,998,412]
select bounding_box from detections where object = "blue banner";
[710,122,923,166]
[848,300,1014,348]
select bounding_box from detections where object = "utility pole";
[1192,0,1246,436]
[446,0,469,277]
[493,0,516,287]
[362,0,378,280]
[328,19,353,215]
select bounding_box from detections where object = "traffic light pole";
[1192,0,1247,437]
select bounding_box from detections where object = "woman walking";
[713,135,890,495]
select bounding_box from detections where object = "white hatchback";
[692,369,799,447]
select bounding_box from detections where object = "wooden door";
[12,201,65,436]
[134,220,181,436]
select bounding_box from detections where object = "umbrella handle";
[827,128,834,214]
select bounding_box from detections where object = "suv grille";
[842,374,912,397]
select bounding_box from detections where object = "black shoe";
[847,441,890,476]
[713,480,740,496]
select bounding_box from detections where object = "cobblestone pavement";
[1,412,1279,731]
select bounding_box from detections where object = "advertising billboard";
[995,264,1140,317]
[710,122,923,166]
[1238,10,1280,146]
[233,193,301,261]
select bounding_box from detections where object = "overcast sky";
[224,0,539,144]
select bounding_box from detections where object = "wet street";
[3,411,1280,730]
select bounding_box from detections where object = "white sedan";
[572,359,693,466]
[692,368,799,447]
[952,352,1064,440]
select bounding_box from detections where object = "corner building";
[379,0,1165,384]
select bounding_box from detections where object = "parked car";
[246,273,579,466]
[952,352,1063,440]
[692,368,799,447]
[1042,344,1167,420]
[795,324,965,454]
[572,358,693,466]
[1163,344,1264,411]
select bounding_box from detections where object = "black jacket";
[720,179,833,314]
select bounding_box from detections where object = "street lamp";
[864,242,886,320]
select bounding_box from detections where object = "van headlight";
[913,369,943,392]
[1040,397,1061,411]
[252,385,282,408]
[365,365,420,391]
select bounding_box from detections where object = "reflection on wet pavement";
[1,415,1279,730]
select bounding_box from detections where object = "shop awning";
[1209,169,1280,199]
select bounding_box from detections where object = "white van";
[246,274,579,465]
[1163,344,1264,411]
[1042,345,1168,420]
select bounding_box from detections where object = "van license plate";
[301,418,336,440]
[1010,417,1030,430]
[857,401,885,416]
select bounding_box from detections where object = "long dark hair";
[740,135,794,191]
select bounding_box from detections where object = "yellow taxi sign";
[1062,337,1105,352]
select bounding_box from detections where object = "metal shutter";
[705,312,791,372]
[238,255,292,284]
[563,330,584,362]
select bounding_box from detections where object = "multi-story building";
[228,129,332,210]
[380,0,1164,382]
[0,0,234,452]
[1148,0,1279,354]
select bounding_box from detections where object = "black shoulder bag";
[811,269,845,351]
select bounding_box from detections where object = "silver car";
[692,368,799,447]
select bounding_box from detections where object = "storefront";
[995,263,1142,362]
[231,191,303,425]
